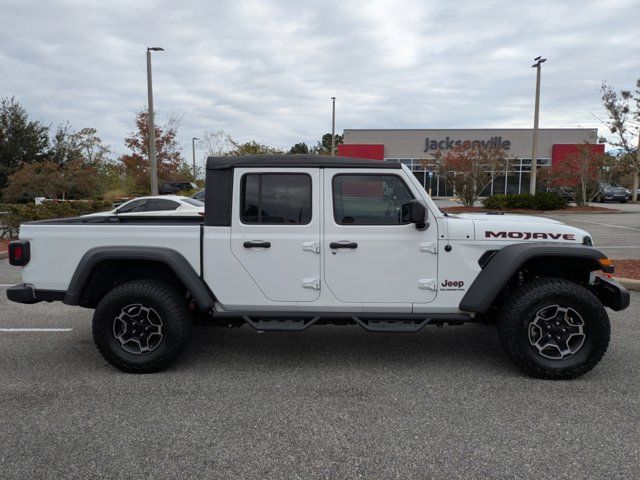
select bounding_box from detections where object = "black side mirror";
[401,199,428,230]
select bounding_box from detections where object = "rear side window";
[241,174,311,224]
[145,199,179,211]
[332,174,414,225]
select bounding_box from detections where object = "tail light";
[8,240,30,266]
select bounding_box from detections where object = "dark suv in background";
[596,183,629,203]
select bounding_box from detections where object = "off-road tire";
[92,279,193,373]
[497,278,610,380]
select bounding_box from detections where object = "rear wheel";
[497,278,610,379]
[92,279,193,373]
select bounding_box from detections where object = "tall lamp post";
[192,137,199,181]
[529,56,546,195]
[331,97,336,156]
[146,46,164,195]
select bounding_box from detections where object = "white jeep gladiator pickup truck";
[7,155,630,379]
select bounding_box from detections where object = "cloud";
[0,0,637,168]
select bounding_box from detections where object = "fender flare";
[459,243,608,313]
[63,246,215,310]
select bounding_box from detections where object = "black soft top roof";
[206,154,400,170]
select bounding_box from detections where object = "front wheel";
[497,278,610,379]
[92,279,193,373]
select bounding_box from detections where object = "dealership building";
[337,128,602,196]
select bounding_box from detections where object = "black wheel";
[92,279,193,373]
[497,278,610,380]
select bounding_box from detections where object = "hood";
[450,213,591,244]
[452,213,564,225]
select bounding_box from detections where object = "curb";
[615,277,640,292]
[0,250,7,260]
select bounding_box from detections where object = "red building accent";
[551,144,604,169]
[337,144,385,160]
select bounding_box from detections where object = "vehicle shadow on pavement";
[180,322,516,376]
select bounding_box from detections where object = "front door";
[323,169,438,306]
[230,168,321,302]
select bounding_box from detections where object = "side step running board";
[232,313,469,333]
[352,317,429,333]
[242,315,320,332]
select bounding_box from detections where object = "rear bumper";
[593,276,630,311]
[6,284,66,304]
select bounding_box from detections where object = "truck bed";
[19,217,202,292]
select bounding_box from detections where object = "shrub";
[482,193,566,211]
[0,200,112,238]
[532,191,567,210]
[482,194,509,210]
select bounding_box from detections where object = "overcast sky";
[1,0,637,166]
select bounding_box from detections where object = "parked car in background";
[191,189,205,201]
[160,182,197,195]
[595,183,629,203]
[83,195,204,217]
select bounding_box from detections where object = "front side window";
[241,174,312,224]
[332,174,414,225]
[117,199,146,213]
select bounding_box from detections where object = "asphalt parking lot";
[544,202,640,260]
[1,256,639,478]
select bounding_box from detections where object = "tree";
[120,111,189,193]
[227,140,283,156]
[201,129,234,157]
[312,133,343,155]
[2,160,98,202]
[551,143,611,206]
[440,144,510,207]
[74,127,111,165]
[288,142,310,154]
[0,97,49,190]
[48,123,82,165]
[601,80,640,201]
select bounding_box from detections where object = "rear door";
[230,168,321,302]
[323,169,438,306]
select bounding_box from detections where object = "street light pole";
[529,56,546,195]
[146,47,164,195]
[192,137,199,181]
[331,97,336,156]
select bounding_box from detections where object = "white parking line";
[0,284,15,287]
[0,328,72,332]
[570,219,640,232]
